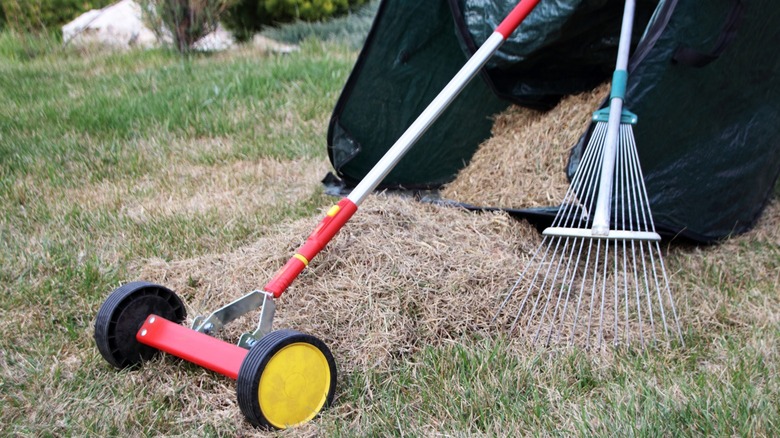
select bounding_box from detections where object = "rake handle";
[591,0,636,236]
[497,0,541,38]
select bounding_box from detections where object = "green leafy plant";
[223,0,369,42]
[0,0,113,33]
[141,0,236,53]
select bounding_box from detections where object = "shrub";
[141,0,236,53]
[223,0,369,42]
[0,0,114,33]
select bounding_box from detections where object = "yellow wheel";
[237,330,336,429]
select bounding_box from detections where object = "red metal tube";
[263,198,358,297]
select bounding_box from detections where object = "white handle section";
[591,0,636,236]
[347,32,506,206]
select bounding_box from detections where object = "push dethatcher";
[93,0,541,429]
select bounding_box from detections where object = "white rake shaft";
[496,0,683,348]
[592,0,635,235]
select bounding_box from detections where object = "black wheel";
[94,281,186,369]
[237,330,337,429]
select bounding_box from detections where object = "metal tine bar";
[530,236,574,342]
[535,234,585,344]
[584,239,603,349]
[624,129,683,343]
[621,127,657,345]
[502,122,602,322]
[618,124,632,347]
[597,238,610,348]
[545,237,586,346]
[532,125,609,343]
[655,240,684,343]
[553,124,608,347]
[621,125,645,347]
[606,126,624,347]
[624,130,672,342]
[500,121,606,338]
[557,123,607,228]
[495,238,544,318]
[571,125,609,228]
[522,234,569,336]
[577,127,610,346]
[569,237,595,346]
[508,236,557,333]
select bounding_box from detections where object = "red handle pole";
[264,198,358,297]
[496,0,541,39]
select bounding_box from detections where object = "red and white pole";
[265,0,541,298]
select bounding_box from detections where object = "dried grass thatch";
[137,195,540,374]
[442,83,610,208]
[133,81,778,366]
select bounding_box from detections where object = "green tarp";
[327,0,780,242]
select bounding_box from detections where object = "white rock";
[252,34,299,54]
[62,0,159,49]
[62,0,294,53]
[192,23,235,52]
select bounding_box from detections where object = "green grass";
[1,16,779,437]
[261,1,378,50]
[0,30,348,435]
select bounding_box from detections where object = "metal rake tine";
[507,236,557,333]
[596,238,611,348]
[522,235,570,338]
[624,128,683,345]
[654,241,684,344]
[620,125,648,348]
[646,237,670,340]
[583,239,604,350]
[495,241,543,321]
[543,237,586,346]
[569,237,595,347]
[532,236,578,345]
[616,124,631,347]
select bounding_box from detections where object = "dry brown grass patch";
[442,83,609,208]
[135,195,538,373]
[68,157,328,221]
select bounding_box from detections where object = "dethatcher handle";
[497,0,541,38]
[264,0,541,298]
[345,0,541,206]
[264,199,357,297]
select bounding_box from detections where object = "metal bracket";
[192,290,275,343]
[237,296,276,349]
[592,107,638,125]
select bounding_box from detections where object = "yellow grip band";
[293,254,309,266]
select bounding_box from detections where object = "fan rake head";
[495,122,684,350]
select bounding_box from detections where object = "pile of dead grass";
[138,195,540,373]
[133,81,778,369]
[441,83,609,208]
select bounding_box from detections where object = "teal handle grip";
[610,70,628,100]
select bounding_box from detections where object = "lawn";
[1,16,778,437]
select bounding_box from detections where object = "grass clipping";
[442,83,609,208]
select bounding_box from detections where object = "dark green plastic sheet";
[327,0,780,242]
